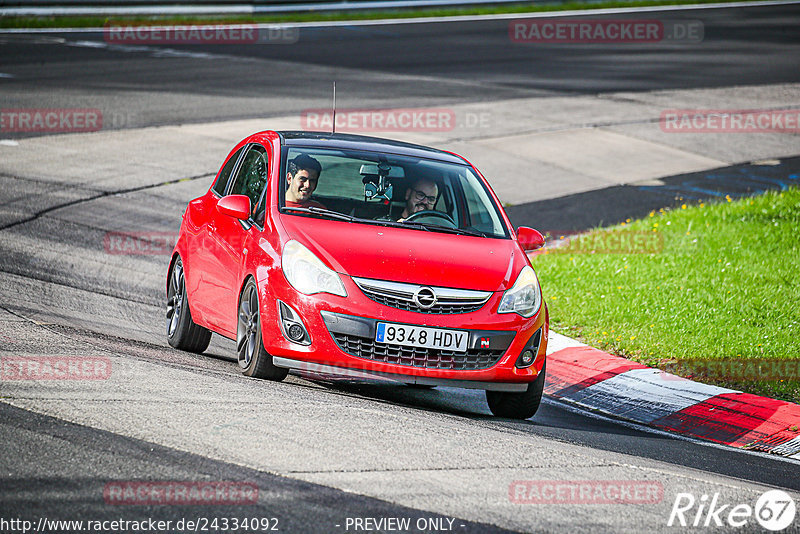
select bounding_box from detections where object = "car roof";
[276,131,467,165]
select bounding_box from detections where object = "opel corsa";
[167,131,548,419]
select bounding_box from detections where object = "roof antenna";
[331,81,336,134]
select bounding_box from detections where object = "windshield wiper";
[282,208,489,237]
[282,206,356,222]
[392,221,432,232]
[369,219,487,236]
[408,223,487,237]
[366,219,432,232]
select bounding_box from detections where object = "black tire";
[166,256,212,353]
[237,278,289,381]
[486,361,546,419]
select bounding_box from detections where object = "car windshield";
[280,147,509,238]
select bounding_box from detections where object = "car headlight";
[281,240,347,297]
[497,265,541,318]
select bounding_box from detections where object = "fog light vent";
[287,323,305,341]
[278,300,311,346]
[515,328,542,368]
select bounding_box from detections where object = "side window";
[458,171,504,235]
[212,146,244,196]
[438,177,460,228]
[229,145,268,216]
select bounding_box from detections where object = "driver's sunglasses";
[412,189,437,204]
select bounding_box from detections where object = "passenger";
[398,179,438,221]
[285,154,325,209]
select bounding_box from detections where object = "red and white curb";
[544,332,800,459]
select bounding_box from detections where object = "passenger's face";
[406,181,438,214]
[286,169,319,202]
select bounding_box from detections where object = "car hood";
[279,215,526,291]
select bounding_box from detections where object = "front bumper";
[272,356,530,391]
[259,273,547,387]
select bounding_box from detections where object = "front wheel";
[486,361,546,419]
[237,279,288,381]
[166,257,211,353]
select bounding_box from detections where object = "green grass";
[0,0,774,29]
[532,188,800,404]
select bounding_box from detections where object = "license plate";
[375,322,468,352]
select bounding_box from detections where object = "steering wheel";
[404,210,457,228]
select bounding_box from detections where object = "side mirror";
[217,195,251,220]
[517,226,545,251]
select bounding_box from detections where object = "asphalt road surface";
[0,3,798,133]
[1,3,799,533]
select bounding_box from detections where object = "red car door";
[184,145,244,330]
[201,144,269,336]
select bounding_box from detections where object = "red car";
[166,131,548,419]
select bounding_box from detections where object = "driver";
[285,154,325,209]
[399,179,438,221]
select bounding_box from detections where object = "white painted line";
[543,396,800,466]
[253,0,552,13]
[1,0,798,32]
[65,40,106,48]
[567,367,738,423]
[260,0,800,27]
[772,436,800,456]
[0,140,20,146]
[62,38,222,60]
[0,0,596,18]
[546,330,586,355]
[0,6,254,17]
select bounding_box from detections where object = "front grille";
[364,292,485,314]
[353,277,491,315]
[332,333,505,371]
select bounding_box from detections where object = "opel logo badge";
[413,287,437,309]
